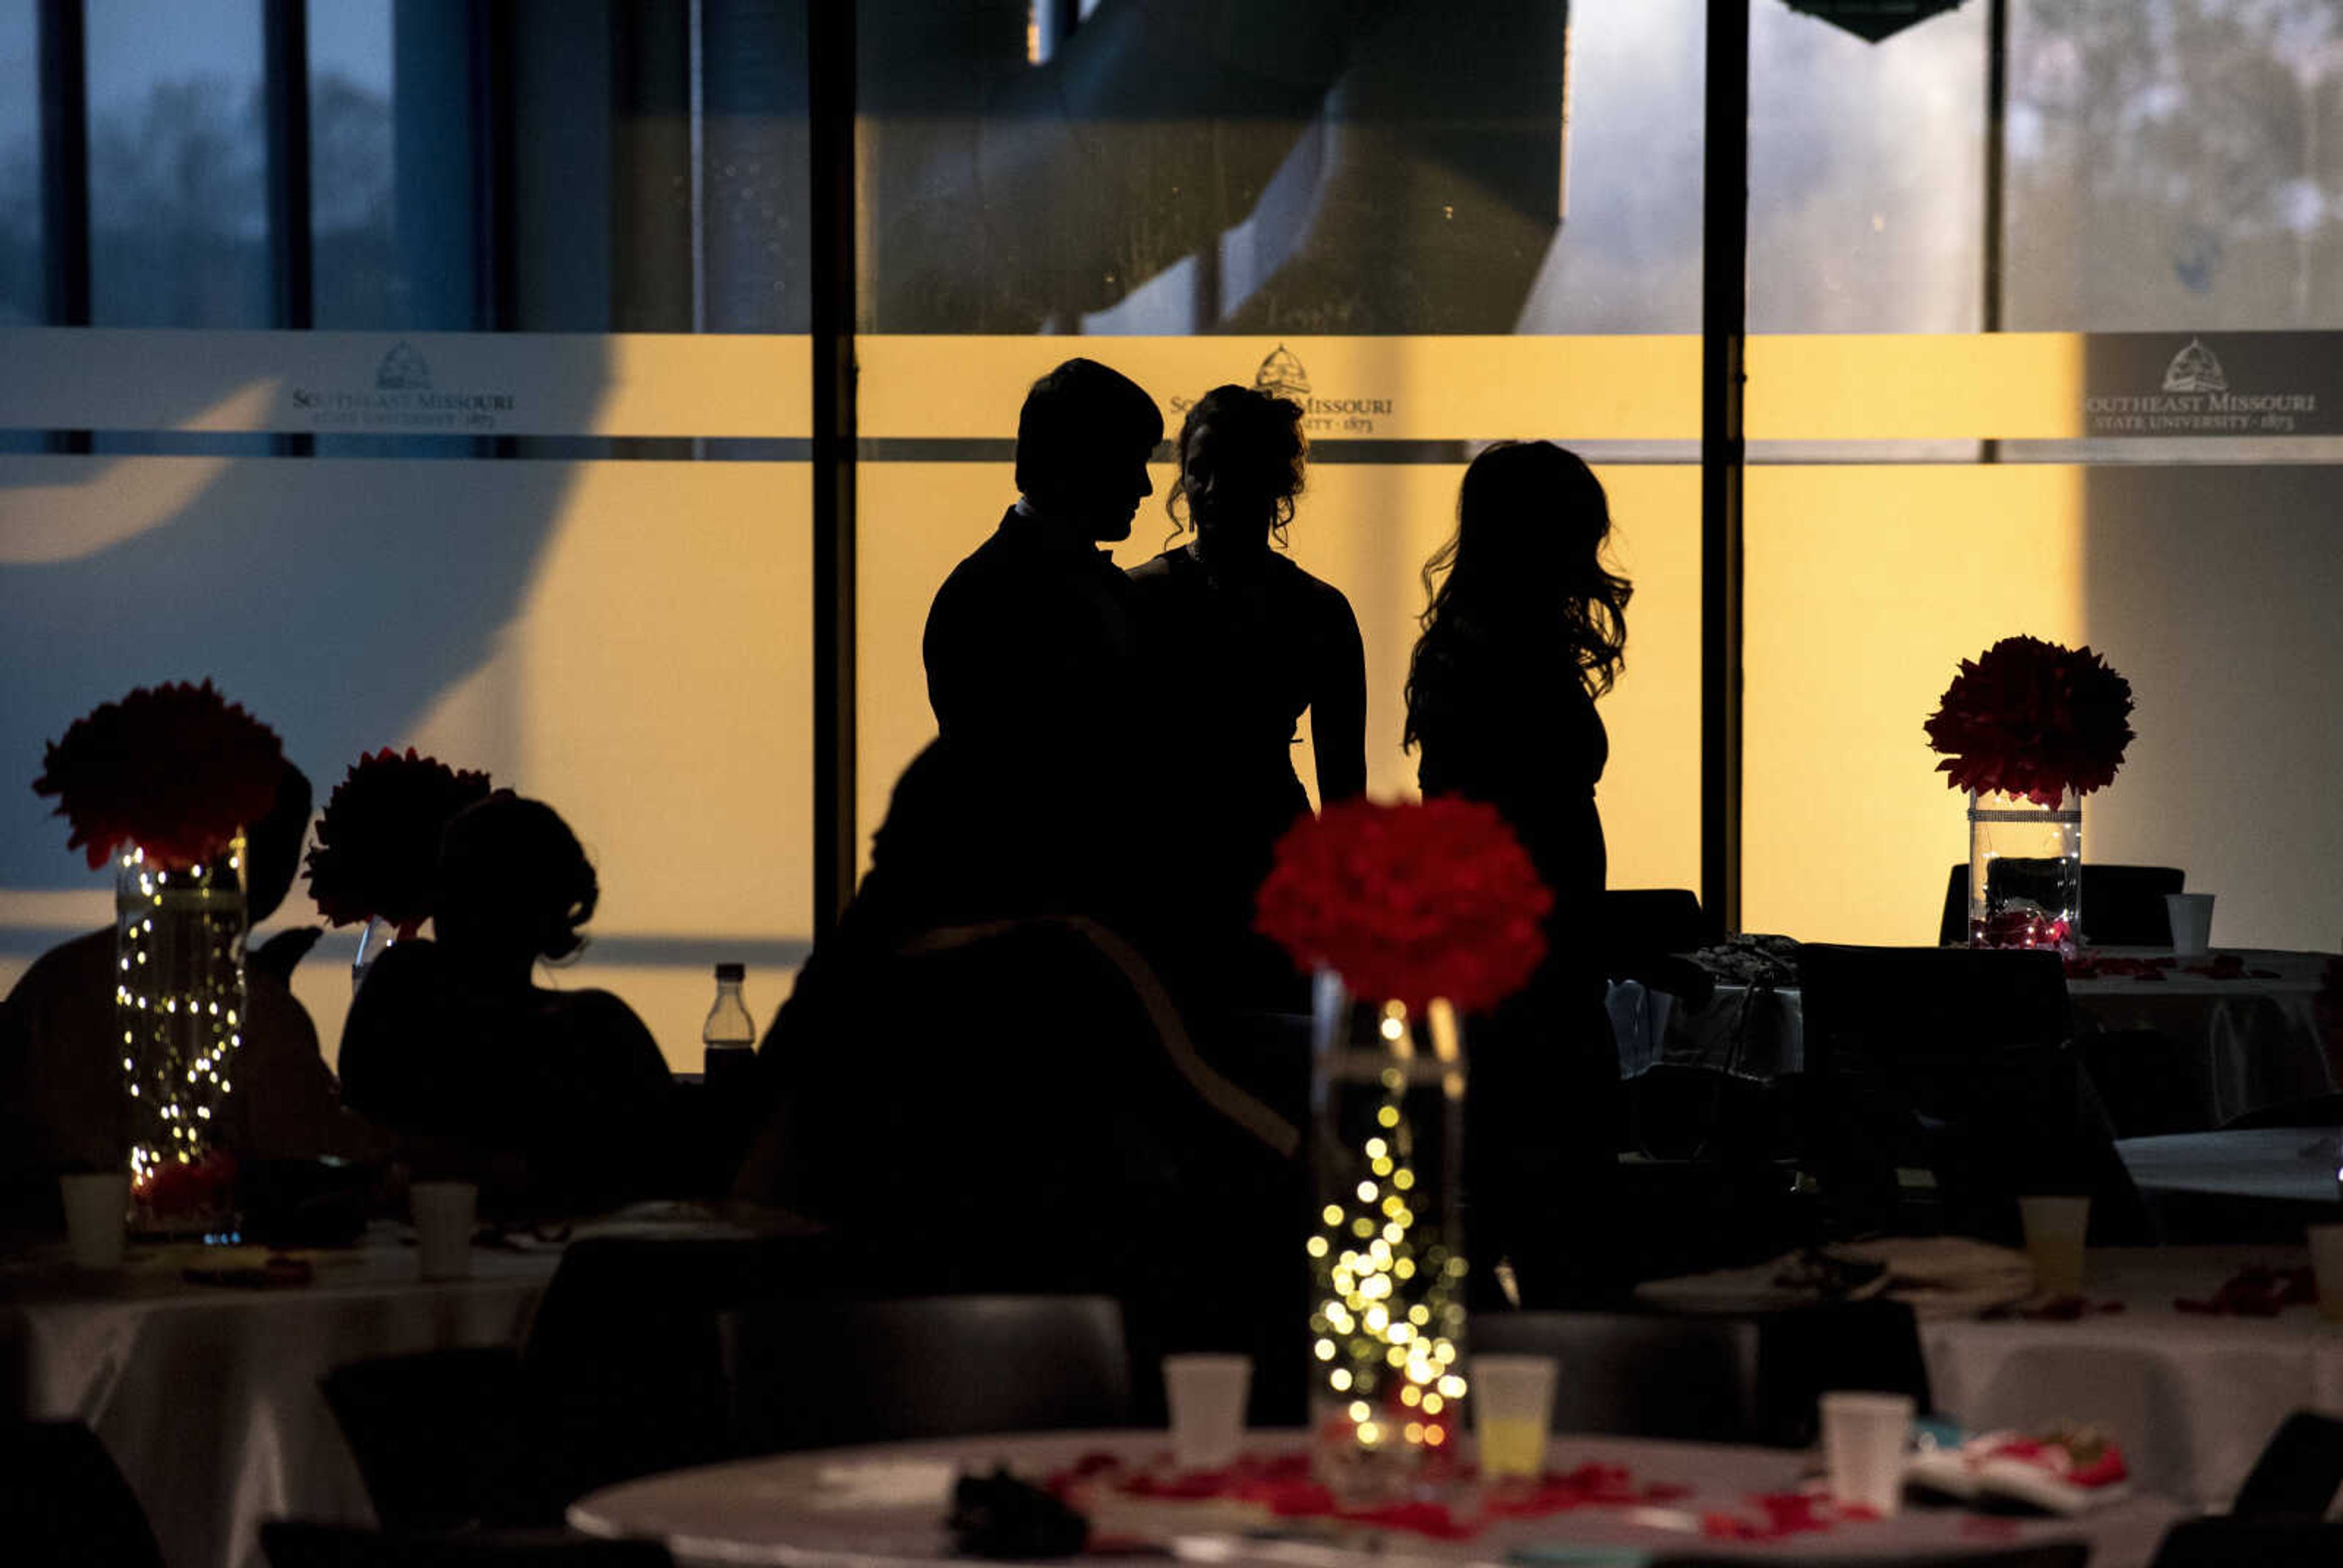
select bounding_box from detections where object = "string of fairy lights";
[1309,997,1469,1455]
[115,841,246,1190]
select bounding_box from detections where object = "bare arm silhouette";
[1312,591,1369,805]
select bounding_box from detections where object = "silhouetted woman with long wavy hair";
[1403,440,1631,1305]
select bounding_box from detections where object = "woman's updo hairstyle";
[1168,383,1308,544]
[434,792,600,964]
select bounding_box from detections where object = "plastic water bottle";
[702,962,756,1088]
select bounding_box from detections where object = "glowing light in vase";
[1308,997,1467,1453]
[115,841,247,1196]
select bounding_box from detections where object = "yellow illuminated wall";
[1,448,812,1074]
[1744,465,2088,944]
[1746,336,2343,951]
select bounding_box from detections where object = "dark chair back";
[1472,1298,1930,1450]
[0,1421,166,1568]
[319,1345,552,1533]
[722,1294,1131,1453]
[2148,1518,2343,1568]
[1599,889,1719,963]
[1938,863,2186,947]
[2230,1411,2343,1520]
[520,1234,819,1501]
[1795,944,2153,1245]
[261,1522,673,1568]
[2225,1093,2343,1131]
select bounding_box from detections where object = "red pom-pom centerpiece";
[33,680,285,872]
[1255,796,1552,1014]
[304,747,493,936]
[1924,635,2134,807]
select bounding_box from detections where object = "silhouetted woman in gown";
[340,793,674,1215]
[1404,441,1630,1304]
[1127,384,1366,1001]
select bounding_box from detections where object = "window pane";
[2009,0,2343,331]
[306,0,397,328]
[0,1,40,325]
[1743,1,2343,951]
[86,0,270,326]
[1749,1,1985,333]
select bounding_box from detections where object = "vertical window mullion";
[38,0,90,453]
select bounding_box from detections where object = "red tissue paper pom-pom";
[1254,796,1552,1015]
[304,748,493,935]
[32,680,285,872]
[1923,635,2135,807]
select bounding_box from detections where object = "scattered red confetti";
[2176,1264,2316,1317]
[1049,1453,1693,1542]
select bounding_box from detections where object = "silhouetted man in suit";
[750,359,1165,1093]
[924,358,1161,778]
[898,357,1164,924]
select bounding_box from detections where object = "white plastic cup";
[411,1181,478,1281]
[2309,1225,2343,1325]
[2165,893,2215,957]
[60,1172,129,1270]
[1820,1390,1914,1516]
[2020,1195,2092,1298]
[1472,1353,1560,1478]
[1163,1354,1250,1470]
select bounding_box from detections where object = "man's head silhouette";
[1015,359,1163,542]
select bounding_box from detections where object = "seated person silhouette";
[0,761,350,1233]
[740,912,1308,1421]
[338,793,674,1217]
[1127,383,1366,1004]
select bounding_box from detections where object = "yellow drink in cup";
[1478,1415,1547,1478]
[1472,1354,1559,1480]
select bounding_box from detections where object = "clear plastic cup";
[1163,1354,1250,1470]
[60,1172,129,1270]
[2309,1225,2343,1325]
[1821,1390,1913,1516]
[2165,893,2215,957]
[1472,1353,1560,1479]
[2020,1194,2092,1298]
[411,1181,478,1281]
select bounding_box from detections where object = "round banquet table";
[567,1430,2186,1568]
[0,1225,563,1568]
[1919,1246,2343,1509]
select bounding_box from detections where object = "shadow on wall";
[2079,464,2343,951]
[0,341,612,892]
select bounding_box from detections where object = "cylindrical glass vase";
[113,837,248,1231]
[1307,971,1469,1497]
[1967,788,2082,951]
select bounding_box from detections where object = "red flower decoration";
[304,748,492,935]
[1924,636,2135,807]
[1255,796,1551,1013]
[135,1147,238,1218]
[33,681,285,872]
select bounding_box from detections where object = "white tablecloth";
[570,1429,2184,1568]
[2117,1129,2343,1205]
[1,1227,560,1568]
[1613,949,2335,1127]
[1921,1246,2343,1509]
